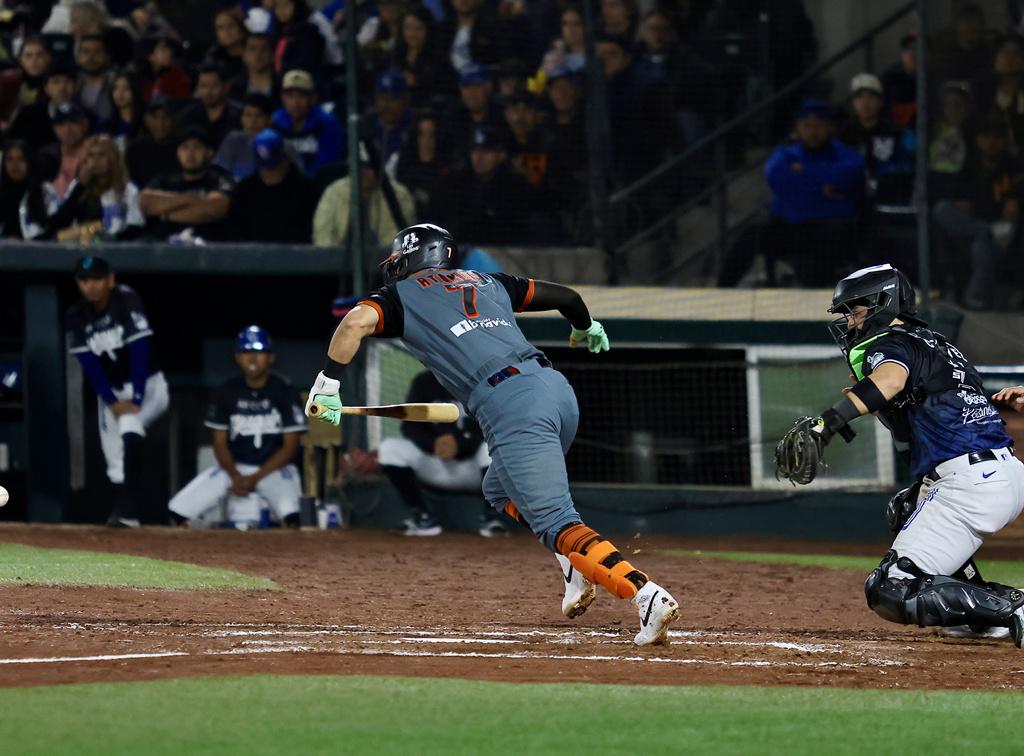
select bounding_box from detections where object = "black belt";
[487,356,552,387]
[925,449,1000,481]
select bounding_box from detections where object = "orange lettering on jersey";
[415,270,484,288]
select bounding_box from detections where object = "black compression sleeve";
[526,281,591,330]
[850,378,890,413]
[818,396,861,443]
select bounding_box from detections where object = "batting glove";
[569,320,610,353]
[305,371,343,426]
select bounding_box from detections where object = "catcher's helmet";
[381,223,457,285]
[827,264,918,370]
[236,325,273,352]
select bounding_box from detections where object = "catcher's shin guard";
[865,550,1024,628]
[555,524,647,599]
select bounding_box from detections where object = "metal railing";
[602,0,918,282]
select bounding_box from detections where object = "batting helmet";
[381,223,457,286]
[827,263,918,359]
[236,325,273,352]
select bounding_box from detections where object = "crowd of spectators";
[0,0,741,250]
[722,2,1024,310]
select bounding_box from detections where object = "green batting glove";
[312,393,342,425]
[569,320,610,353]
[305,372,343,426]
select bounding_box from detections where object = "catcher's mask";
[381,223,457,285]
[827,264,919,379]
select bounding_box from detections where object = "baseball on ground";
[0,486,8,507]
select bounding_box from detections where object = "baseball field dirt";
[1,524,1023,692]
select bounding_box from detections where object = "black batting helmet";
[381,223,457,285]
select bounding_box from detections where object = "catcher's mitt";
[774,416,826,485]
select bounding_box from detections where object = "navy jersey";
[864,325,1012,478]
[358,269,545,406]
[205,373,306,466]
[65,284,160,385]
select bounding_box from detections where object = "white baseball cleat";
[555,554,596,618]
[632,580,679,646]
[939,625,1011,640]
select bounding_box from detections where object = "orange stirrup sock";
[503,502,527,526]
[555,524,647,600]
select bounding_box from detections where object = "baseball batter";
[169,326,306,526]
[65,256,169,527]
[305,223,680,645]
[776,264,1024,645]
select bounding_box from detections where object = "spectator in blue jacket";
[719,98,865,287]
[272,69,345,176]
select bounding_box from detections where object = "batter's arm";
[521,280,591,329]
[326,304,380,366]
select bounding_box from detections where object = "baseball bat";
[309,402,460,423]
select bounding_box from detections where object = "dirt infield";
[1,524,1023,691]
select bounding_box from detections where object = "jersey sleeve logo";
[131,311,149,332]
[867,352,885,370]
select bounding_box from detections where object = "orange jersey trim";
[358,299,386,335]
[517,278,536,312]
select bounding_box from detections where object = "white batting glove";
[305,371,342,425]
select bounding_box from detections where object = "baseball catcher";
[305,223,679,645]
[777,264,1024,645]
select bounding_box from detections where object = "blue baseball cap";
[796,97,833,122]
[459,62,491,87]
[236,325,274,352]
[375,68,407,95]
[252,128,285,169]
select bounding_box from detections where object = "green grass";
[0,675,1022,755]
[663,549,1024,586]
[0,543,277,591]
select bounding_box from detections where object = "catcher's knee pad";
[865,551,1024,627]
[555,523,646,599]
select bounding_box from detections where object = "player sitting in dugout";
[380,369,507,537]
[169,326,306,528]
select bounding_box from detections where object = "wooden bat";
[308,402,460,423]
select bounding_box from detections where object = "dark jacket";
[402,371,484,461]
[764,138,864,223]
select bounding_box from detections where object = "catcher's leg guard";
[555,523,647,599]
[865,550,1024,628]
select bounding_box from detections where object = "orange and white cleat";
[555,554,597,619]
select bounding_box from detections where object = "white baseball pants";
[97,372,170,484]
[168,463,302,522]
[378,436,490,491]
[890,447,1024,580]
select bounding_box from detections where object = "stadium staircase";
[608,1,917,287]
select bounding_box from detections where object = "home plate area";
[0,528,1022,690]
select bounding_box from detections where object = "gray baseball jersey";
[358,267,584,550]
[359,269,546,407]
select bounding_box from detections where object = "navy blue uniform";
[863,324,1012,479]
[205,374,306,466]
